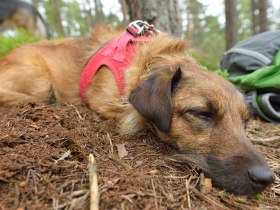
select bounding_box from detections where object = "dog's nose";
[248,166,274,188]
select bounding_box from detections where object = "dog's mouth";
[174,152,274,195]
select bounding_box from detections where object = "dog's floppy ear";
[129,66,182,132]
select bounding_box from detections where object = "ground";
[0,102,279,210]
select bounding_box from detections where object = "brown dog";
[0,22,274,195]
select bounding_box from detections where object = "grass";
[0,30,43,57]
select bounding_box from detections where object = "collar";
[80,20,159,105]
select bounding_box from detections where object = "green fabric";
[229,51,280,91]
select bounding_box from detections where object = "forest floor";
[0,102,279,210]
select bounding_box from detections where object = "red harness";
[79,22,155,105]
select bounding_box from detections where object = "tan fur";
[0,25,274,195]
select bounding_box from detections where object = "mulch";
[0,102,279,210]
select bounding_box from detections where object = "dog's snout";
[248,166,274,189]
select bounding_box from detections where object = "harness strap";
[80,20,158,105]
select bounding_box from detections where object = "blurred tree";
[31,0,39,8]
[119,0,128,25]
[94,0,105,25]
[65,1,88,36]
[251,0,258,34]
[259,0,268,32]
[45,0,65,36]
[238,0,252,40]
[182,0,225,70]
[125,0,182,37]
[82,0,95,32]
[185,0,205,44]
[251,0,269,34]
[225,0,238,50]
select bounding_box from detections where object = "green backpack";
[221,31,280,123]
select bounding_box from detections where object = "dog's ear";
[129,66,182,132]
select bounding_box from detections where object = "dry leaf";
[148,169,159,175]
[116,143,128,158]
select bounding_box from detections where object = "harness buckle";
[126,20,160,37]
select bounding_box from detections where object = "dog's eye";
[185,109,212,120]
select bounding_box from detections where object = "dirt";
[0,102,279,210]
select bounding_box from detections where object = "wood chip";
[116,143,128,158]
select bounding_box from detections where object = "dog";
[0,21,274,195]
[0,0,49,38]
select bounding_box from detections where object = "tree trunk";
[94,0,104,25]
[83,0,95,29]
[185,4,192,39]
[119,0,129,25]
[225,0,238,50]
[125,0,182,37]
[251,0,258,35]
[50,0,65,36]
[259,0,268,32]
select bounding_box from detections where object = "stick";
[108,153,132,171]
[54,150,71,164]
[151,179,158,209]
[70,104,84,121]
[192,188,230,210]
[0,134,8,140]
[69,192,89,210]
[106,133,114,153]
[185,177,192,209]
[88,154,99,210]
[251,136,280,144]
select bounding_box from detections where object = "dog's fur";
[0,0,49,38]
[0,25,274,195]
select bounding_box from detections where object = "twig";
[21,107,43,115]
[163,175,189,179]
[88,154,99,210]
[69,192,89,210]
[120,194,135,204]
[0,134,8,140]
[151,179,158,209]
[59,180,80,190]
[70,104,84,121]
[185,176,192,209]
[106,133,114,153]
[107,153,132,171]
[218,196,251,210]
[31,170,39,194]
[191,187,230,210]
[251,136,280,144]
[71,189,88,198]
[54,150,71,164]
[52,197,59,210]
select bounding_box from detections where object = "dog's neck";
[80,31,150,105]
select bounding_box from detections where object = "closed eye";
[180,109,213,121]
[188,109,212,120]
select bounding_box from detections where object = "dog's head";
[124,35,274,195]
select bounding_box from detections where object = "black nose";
[248,166,274,188]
